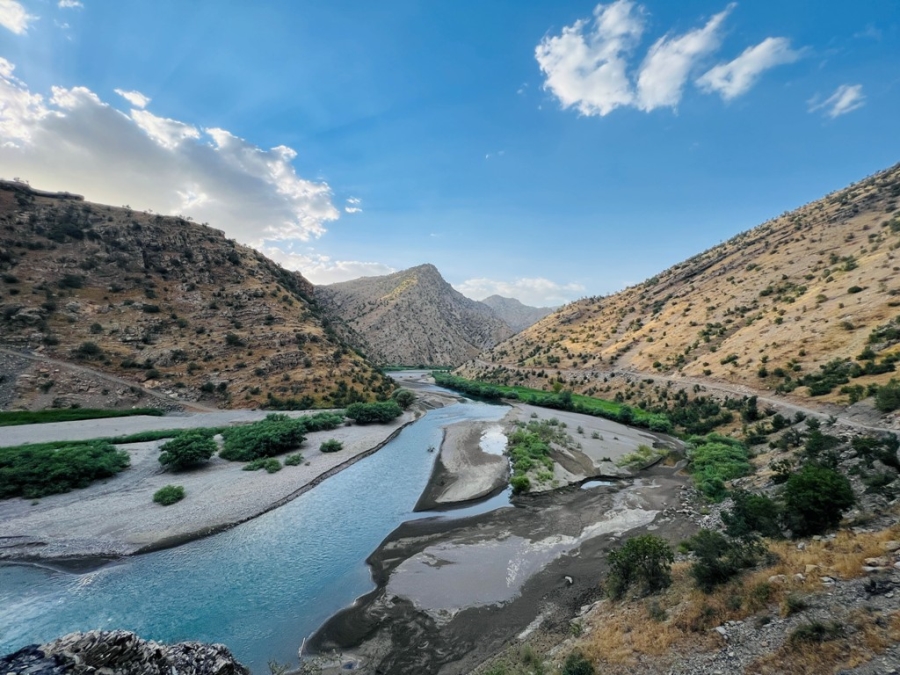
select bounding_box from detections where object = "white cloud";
[537,1,799,117]
[344,196,362,214]
[636,4,732,111]
[261,247,395,285]
[114,89,150,108]
[0,61,339,245]
[456,277,585,307]
[0,0,36,34]
[58,0,82,8]
[697,37,800,100]
[535,0,644,116]
[808,84,865,118]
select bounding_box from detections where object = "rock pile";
[0,630,249,675]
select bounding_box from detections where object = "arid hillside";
[317,264,514,366]
[0,181,393,410]
[481,294,554,333]
[459,163,900,411]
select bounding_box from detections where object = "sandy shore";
[414,420,510,511]
[0,409,423,562]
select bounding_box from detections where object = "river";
[0,394,510,672]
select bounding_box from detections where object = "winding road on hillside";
[0,346,217,413]
[468,359,900,435]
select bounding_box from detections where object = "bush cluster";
[345,401,402,424]
[319,439,343,453]
[0,441,129,499]
[606,534,674,599]
[687,435,752,501]
[220,414,306,461]
[158,431,217,471]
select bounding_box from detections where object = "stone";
[804,564,819,574]
[768,574,787,584]
[865,557,891,567]
[882,540,900,553]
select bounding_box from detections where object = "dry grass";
[576,524,900,671]
[746,609,900,675]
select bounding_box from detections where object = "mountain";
[480,294,554,333]
[316,264,513,366]
[459,163,900,408]
[0,181,393,410]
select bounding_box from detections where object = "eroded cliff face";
[0,630,249,675]
[317,264,513,367]
[0,181,392,410]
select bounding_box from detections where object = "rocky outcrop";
[0,630,249,675]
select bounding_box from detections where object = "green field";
[432,372,672,433]
[0,407,165,427]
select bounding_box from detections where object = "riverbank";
[310,462,697,674]
[0,403,443,563]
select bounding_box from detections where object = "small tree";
[606,534,674,599]
[782,464,855,537]
[722,490,782,539]
[159,431,216,471]
[685,529,764,593]
[391,388,416,409]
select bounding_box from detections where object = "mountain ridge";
[317,264,515,366]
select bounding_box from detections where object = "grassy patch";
[0,407,164,427]
[686,434,751,501]
[616,444,667,470]
[434,373,671,433]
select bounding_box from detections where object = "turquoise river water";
[0,396,511,672]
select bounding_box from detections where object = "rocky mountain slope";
[0,181,393,410]
[480,294,554,333]
[460,163,900,410]
[317,264,513,366]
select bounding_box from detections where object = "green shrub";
[722,490,783,539]
[74,341,103,359]
[0,408,163,427]
[875,379,900,412]
[782,464,855,537]
[789,620,843,644]
[684,529,764,592]
[319,439,343,453]
[345,401,402,424]
[606,534,674,599]
[220,414,306,461]
[616,444,665,470]
[243,458,282,473]
[391,388,416,409]
[158,431,217,471]
[688,436,752,501]
[561,651,595,675]
[510,474,531,494]
[298,412,345,432]
[284,453,304,466]
[0,441,129,499]
[153,484,184,505]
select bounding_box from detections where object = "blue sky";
[0,0,898,305]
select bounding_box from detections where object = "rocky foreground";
[0,630,248,675]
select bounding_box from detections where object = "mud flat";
[309,463,695,675]
[0,409,425,562]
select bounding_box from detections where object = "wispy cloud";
[114,89,151,108]
[697,37,801,100]
[536,1,800,117]
[456,277,584,307]
[0,59,339,247]
[0,0,36,34]
[809,84,865,118]
[344,197,362,214]
[636,4,732,111]
[261,247,395,285]
[58,0,83,8]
